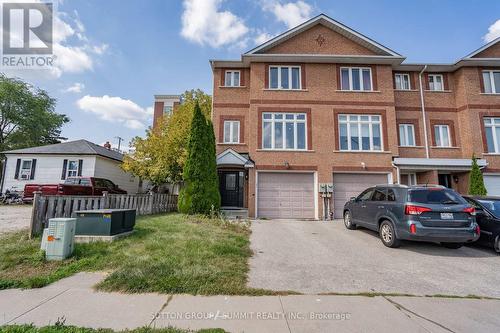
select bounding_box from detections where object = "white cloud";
[64,82,85,93]
[262,0,312,29]
[254,31,273,45]
[76,95,151,130]
[181,0,249,47]
[484,19,500,43]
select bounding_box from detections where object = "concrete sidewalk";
[1,273,499,333]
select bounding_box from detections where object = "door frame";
[255,170,318,220]
[218,169,245,208]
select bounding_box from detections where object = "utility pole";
[115,136,123,153]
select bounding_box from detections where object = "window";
[372,188,387,201]
[67,160,79,178]
[223,120,240,144]
[434,124,451,147]
[163,105,173,116]
[357,188,374,201]
[340,67,373,91]
[403,173,417,186]
[269,66,301,90]
[428,74,444,91]
[20,160,32,180]
[224,70,240,87]
[484,117,500,153]
[387,189,396,201]
[399,124,416,146]
[482,70,500,94]
[339,115,382,151]
[262,113,307,150]
[394,73,411,90]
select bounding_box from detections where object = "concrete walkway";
[1,273,500,332]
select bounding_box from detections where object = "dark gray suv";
[343,185,480,248]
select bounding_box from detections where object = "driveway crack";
[149,294,173,328]
[383,297,456,333]
[278,296,292,333]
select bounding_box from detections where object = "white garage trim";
[255,170,318,220]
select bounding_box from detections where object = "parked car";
[343,184,480,248]
[463,196,500,253]
[23,177,127,202]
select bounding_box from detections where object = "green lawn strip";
[0,324,225,333]
[0,214,274,295]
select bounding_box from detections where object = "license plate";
[440,213,454,220]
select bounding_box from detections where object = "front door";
[219,171,244,207]
[438,174,452,188]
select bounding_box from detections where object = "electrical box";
[45,218,76,261]
[74,209,136,236]
[319,183,334,193]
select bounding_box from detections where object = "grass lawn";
[0,213,272,295]
[0,324,225,333]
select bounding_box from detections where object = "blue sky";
[4,0,500,150]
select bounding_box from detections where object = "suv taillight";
[405,205,432,215]
[463,206,476,216]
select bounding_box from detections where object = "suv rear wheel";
[343,211,356,230]
[494,236,500,254]
[379,220,401,248]
[441,242,463,249]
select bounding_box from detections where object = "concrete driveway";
[0,205,32,234]
[249,219,500,297]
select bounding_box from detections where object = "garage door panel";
[258,172,315,219]
[333,173,388,219]
[484,175,500,196]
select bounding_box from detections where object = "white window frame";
[338,114,383,151]
[404,173,417,186]
[434,124,451,147]
[484,117,500,153]
[340,67,373,91]
[67,160,79,178]
[428,74,444,91]
[262,112,307,150]
[223,120,240,144]
[20,159,32,180]
[394,73,411,90]
[224,70,241,87]
[163,105,173,115]
[268,66,301,90]
[482,70,500,94]
[399,123,416,147]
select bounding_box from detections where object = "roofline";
[1,151,124,162]
[462,36,500,59]
[244,13,402,57]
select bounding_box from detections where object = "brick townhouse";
[209,14,500,220]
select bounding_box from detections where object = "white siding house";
[0,140,144,194]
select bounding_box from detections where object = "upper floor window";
[225,70,240,87]
[340,67,372,91]
[395,73,411,90]
[434,124,451,147]
[163,105,172,115]
[399,124,416,146]
[484,117,500,153]
[339,114,382,151]
[269,66,301,90]
[428,74,444,91]
[262,113,306,150]
[67,160,79,178]
[223,120,240,144]
[482,70,500,94]
[20,160,33,180]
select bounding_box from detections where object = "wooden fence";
[30,192,178,237]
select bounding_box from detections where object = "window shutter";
[30,159,37,180]
[78,159,83,176]
[14,159,21,179]
[61,159,68,180]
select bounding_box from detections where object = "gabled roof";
[216,149,254,168]
[1,139,124,162]
[245,14,402,57]
[462,36,500,59]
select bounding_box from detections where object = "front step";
[221,209,248,220]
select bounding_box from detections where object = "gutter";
[418,65,430,158]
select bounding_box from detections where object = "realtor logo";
[1,2,54,68]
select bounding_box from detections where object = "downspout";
[418,65,430,158]
[392,162,400,184]
[0,155,7,194]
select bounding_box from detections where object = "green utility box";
[74,209,136,236]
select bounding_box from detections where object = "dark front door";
[219,171,244,207]
[438,174,452,188]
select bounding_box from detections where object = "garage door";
[484,175,500,196]
[333,173,389,219]
[257,172,315,219]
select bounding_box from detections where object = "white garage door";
[257,172,315,219]
[484,175,500,196]
[333,173,389,219]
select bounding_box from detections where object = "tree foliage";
[122,89,212,184]
[178,102,220,214]
[469,155,487,196]
[0,75,69,152]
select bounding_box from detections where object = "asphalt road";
[249,219,500,297]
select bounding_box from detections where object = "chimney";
[104,141,111,150]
